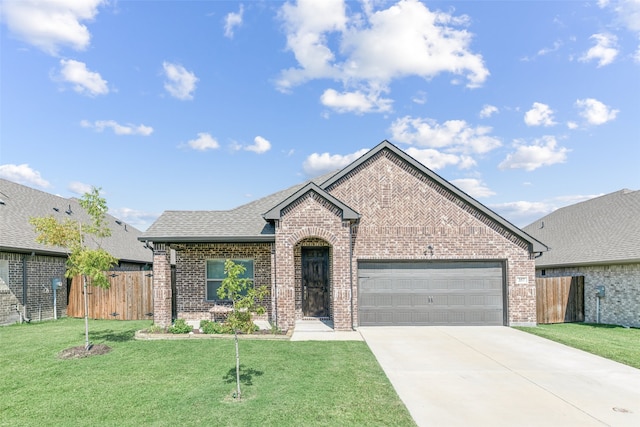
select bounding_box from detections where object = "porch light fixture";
[424,245,434,257]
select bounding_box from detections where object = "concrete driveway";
[359,326,640,427]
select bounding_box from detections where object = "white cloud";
[185,133,220,151]
[412,91,427,105]
[479,104,498,118]
[302,148,368,176]
[580,33,619,67]
[81,120,153,136]
[57,59,108,96]
[1,0,105,55]
[245,136,272,154]
[224,5,244,38]
[524,102,556,127]
[575,98,619,125]
[0,163,51,188]
[277,0,489,112]
[320,88,392,114]
[567,121,579,129]
[602,0,640,33]
[68,181,93,195]
[390,116,502,155]
[490,200,554,225]
[406,148,475,170]
[499,136,569,171]
[109,207,159,232]
[162,62,198,100]
[492,193,602,227]
[451,178,496,198]
[537,40,562,57]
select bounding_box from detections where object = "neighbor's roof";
[141,140,547,253]
[523,189,640,267]
[0,178,152,264]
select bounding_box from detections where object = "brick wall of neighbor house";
[0,252,67,325]
[325,149,537,327]
[172,243,272,325]
[275,194,352,331]
[537,263,640,328]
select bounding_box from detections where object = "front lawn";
[515,323,640,369]
[0,318,415,426]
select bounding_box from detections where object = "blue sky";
[1,0,638,231]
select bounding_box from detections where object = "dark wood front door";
[302,247,329,317]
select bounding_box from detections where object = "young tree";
[217,259,269,400]
[30,187,118,350]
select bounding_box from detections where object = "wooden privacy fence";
[68,271,153,320]
[536,276,584,324]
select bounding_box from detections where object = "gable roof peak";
[263,182,360,221]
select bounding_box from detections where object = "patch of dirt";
[58,344,112,360]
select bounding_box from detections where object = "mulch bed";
[58,344,112,360]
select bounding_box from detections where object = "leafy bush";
[168,318,192,334]
[200,320,234,334]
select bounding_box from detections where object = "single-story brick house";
[523,189,640,328]
[0,178,153,325]
[141,140,547,331]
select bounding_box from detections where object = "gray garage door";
[358,261,505,326]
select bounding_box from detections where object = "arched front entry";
[294,238,332,319]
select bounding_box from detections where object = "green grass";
[515,323,640,369]
[0,318,415,427]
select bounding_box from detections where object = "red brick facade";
[153,145,537,330]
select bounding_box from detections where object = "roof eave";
[0,245,68,257]
[536,258,640,269]
[138,235,275,244]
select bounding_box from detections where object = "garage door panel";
[359,261,504,326]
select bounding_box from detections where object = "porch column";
[274,238,295,331]
[152,243,172,327]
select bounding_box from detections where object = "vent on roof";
[53,207,59,212]
[0,198,5,205]
[65,204,72,215]
[115,220,122,225]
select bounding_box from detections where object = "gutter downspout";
[22,254,28,323]
[273,237,278,330]
[349,222,355,330]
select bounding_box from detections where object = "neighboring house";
[141,141,547,331]
[0,179,153,325]
[523,189,640,328]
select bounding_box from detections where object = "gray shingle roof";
[142,141,546,253]
[141,173,335,242]
[523,189,640,267]
[0,179,152,264]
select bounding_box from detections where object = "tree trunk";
[234,330,241,400]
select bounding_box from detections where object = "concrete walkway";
[290,319,364,341]
[359,326,640,427]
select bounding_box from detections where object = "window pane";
[206,280,222,301]
[206,260,225,279]
[237,260,253,279]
